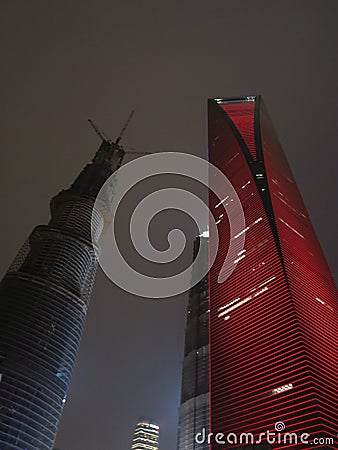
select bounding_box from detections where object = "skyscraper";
[208,96,337,449]
[177,236,209,450]
[0,138,124,449]
[131,418,160,450]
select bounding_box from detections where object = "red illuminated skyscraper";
[208,96,337,449]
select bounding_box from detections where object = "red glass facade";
[208,97,337,449]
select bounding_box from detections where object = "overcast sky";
[1,1,337,449]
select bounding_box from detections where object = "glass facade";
[177,237,210,450]
[208,96,337,449]
[0,140,123,449]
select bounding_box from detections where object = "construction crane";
[88,111,150,167]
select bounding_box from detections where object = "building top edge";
[210,95,259,104]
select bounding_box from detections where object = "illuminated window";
[241,181,251,189]
[215,196,229,208]
[233,217,262,239]
[233,226,249,239]
[234,254,246,264]
[315,297,333,311]
[218,286,269,319]
[279,217,304,239]
[272,383,294,395]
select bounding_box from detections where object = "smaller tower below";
[131,418,160,450]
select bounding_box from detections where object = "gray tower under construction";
[0,137,124,449]
[177,236,210,450]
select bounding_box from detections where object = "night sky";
[1,2,337,449]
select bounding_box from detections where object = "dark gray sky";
[1,1,337,449]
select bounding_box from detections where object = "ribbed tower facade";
[131,418,160,450]
[177,236,210,450]
[208,96,337,449]
[0,139,123,449]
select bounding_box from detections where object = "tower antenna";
[115,110,134,145]
[88,119,109,141]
